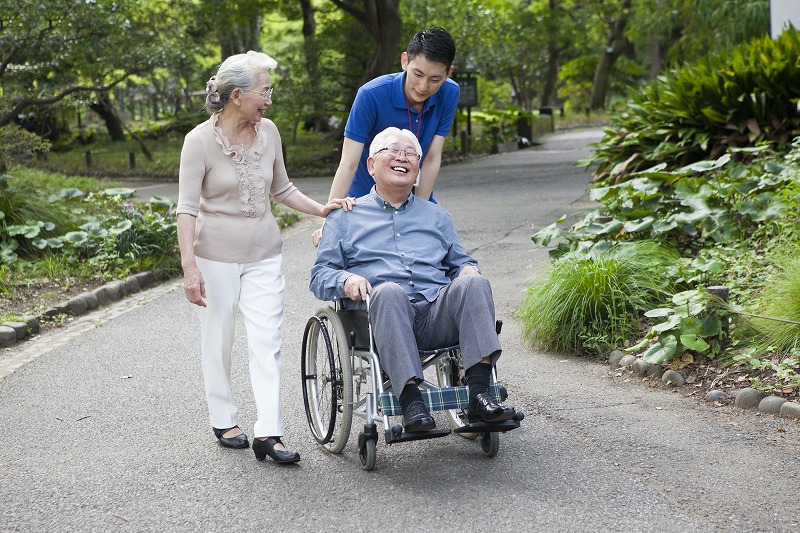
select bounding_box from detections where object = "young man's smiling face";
[401,52,454,108]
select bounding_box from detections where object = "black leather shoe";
[212,426,249,449]
[253,437,301,464]
[467,392,516,423]
[403,400,436,432]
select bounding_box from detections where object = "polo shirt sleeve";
[343,85,378,144]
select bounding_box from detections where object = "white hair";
[368,127,423,159]
[205,51,278,114]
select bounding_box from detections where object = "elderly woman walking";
[177,51,352,464]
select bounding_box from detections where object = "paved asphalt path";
[2,130,798,532]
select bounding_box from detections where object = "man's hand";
[311,226,323,247]
[458,265,480,277]
[344,275,372,301]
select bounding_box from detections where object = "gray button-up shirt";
[310,188,479,303]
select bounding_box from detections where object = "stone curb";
[0,271,166,349]
[607,350,800,423]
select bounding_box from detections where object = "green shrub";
[582,28,800,184]
[0,125,51,173]
[518,241,678,356]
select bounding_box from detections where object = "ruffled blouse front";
[210,113,270,218]
[176,114,298,264]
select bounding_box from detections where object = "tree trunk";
[540,42,561,108]
[589,0,632,110]
[540,0,561,109]
[300,0,328,132]
[219,0,262,58]
[648,0,664,79]
[89,92,126,141]
[330,0,403,87]
[649,31,661,80]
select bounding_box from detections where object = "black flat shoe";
[212,426,250,449]
[467,392,516,423]
[402,399,436,432]
[253,437,300,464]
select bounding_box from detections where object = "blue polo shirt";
[343,72,460,201]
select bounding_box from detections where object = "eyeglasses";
[246,87,274,99]
[375,147,421,161]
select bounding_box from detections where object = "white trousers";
[195,255,284,438]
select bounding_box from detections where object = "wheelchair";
[300,294,524,471]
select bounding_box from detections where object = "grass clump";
[749,257,800,356]
[518,241,678,356]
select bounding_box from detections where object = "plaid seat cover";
[379,384,504,416]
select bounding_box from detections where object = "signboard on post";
[456,77,478,107]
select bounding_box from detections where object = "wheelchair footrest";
[379,384,505,416]
[385,427,451,444]
[453,418,521,434]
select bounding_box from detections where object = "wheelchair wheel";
[301,306,353,454]
[436,350,479,440]
[358,437,377,471]
[480,431,500,458]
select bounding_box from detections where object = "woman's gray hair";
[368,127,423,159]
[205,51,278,114]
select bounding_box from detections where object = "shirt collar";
[369,186,415,211]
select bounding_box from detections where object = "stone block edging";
[607,350,800,422]
[0,271,164,349]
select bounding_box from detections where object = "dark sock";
[399,382,422,412]
[466,362,492,403]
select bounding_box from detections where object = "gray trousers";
[368,275,502,394]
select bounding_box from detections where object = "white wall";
[771,0,800,38]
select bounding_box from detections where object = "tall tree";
[0,0,192,137]
[589,0,633,110]
[329,0,403,86]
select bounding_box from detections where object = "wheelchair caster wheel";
[480,431,499,458]
[359,438,377,471]
[391,424,403,436]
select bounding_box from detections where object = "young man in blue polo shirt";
[313,27,459,246]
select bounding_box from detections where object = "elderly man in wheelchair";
[309,127,519,457]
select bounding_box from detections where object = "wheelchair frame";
[300,295,522,471]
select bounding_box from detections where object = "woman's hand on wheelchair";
[344,275,372,301]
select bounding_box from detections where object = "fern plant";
[582,27,800,184]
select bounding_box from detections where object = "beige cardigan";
[177,114,298,263]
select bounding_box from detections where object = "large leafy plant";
[535,148,800,257]
[625,289,726,365]
[582,28,800,184]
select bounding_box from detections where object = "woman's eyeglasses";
[247,87,274,100]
